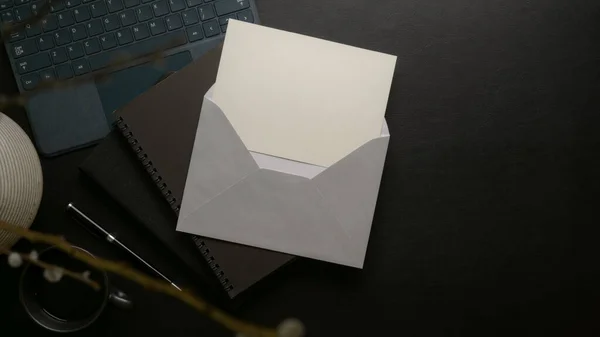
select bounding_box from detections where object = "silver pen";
[66,203,182,291]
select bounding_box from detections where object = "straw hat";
[0,112,43,248]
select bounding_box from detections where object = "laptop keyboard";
[1,0,254,91]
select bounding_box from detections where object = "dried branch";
[0,246,101,290]
[0,221,278,337]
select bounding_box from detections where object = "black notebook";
[79,132,222,290]
[80,47,293,298]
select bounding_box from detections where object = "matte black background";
[1,0,599,336]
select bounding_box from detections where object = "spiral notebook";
[82,46,293,298]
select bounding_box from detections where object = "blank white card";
[213,20,397,167]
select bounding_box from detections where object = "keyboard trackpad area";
[96,51,192,123]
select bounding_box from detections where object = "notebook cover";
[89,46,293,298]
[79,131,224,293]
[70,169,230,311]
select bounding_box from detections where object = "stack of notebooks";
[81,20,396,298]
[80,45,293,299]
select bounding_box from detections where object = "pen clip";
[70,213,103,239]
[66,203,112,241]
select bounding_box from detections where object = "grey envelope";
[176,87,390,268]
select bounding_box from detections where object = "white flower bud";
[43,267,64,283]
[7,253,22,268]
[29,250,39,261]
[277,318,305,337]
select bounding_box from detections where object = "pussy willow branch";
[0,221,277,337]
[0,246,101,289]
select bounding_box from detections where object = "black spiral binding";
[116,117,233,293]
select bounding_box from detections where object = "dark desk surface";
[1,0,599,336]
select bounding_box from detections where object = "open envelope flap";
[313,134,390,265]
[178,169,362,267]
[178,88,259,221]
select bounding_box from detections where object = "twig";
[0,221,277,337]
[0,246,101,290]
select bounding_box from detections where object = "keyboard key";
[220,23,225,32]
[99,32,116,49]
[29,1,42,15]
[202,19,218,37]
[148,18,165,35]
[185,0,200,7]
[186,24,202,42]
[236,9,253,22]
[70,24,87,40]
[53,28,71,45]
[41,14,58,31]
[56,63,73,79]
[72,58,90,75]
[0,0,12,10]
[85,19,103,36]
[197,4,214,21]
[8,30,25,41]
[132,22,149,39]
[151,0,167,16]
[135,5,151,21]
[123,0,137,7]
[11,39,37,58]
[83,37,101,53]
[83,0,93,3]
[50,47,67,63]
[36,34,54,50]
[25,22,41,36]
[21,73,39,90]
[58,11,74,27]
[181,9,197,25]
[65,43,83,59]
[39,68,55,81]
[14,0,28,5]
[89,30,185,71]
[214,0,248,16]
[119,9,135,26]
[49,0,64,11]
[90,1,106,17]
[168,0,184,12]
[116,27,133,44]
[65,0,80,7]
[106,0,122,12]
[218,13,234,26]
[74,6,91,22]
[67,42,84,58]
[14,5,31,21]
[165,13,181,30]
[103,13,119,31]
[16,52,51,74]
[1,9,14,22]
[141,0,151,3]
